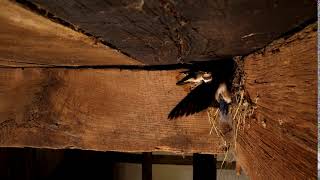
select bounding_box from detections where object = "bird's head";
[215,83,231,104]
[215,83,232,117]
[201,72,212,83]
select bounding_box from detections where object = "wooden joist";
[0,68,223,153]
[0,0,141,67]
[27,0,316,64]
[236,24,317,179]
[193,154,217,180]
[142,152,152,180]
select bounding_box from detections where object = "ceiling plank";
[27,0,316,64]
[0,0,141,67]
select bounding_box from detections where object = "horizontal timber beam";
[27,0,316,64]
[0,0,141,67]
[0,68,223,154]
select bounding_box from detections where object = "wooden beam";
[0,0,141,67]
[151,155,192,165]
[193,154,217,180]
[0,68,223,153]
[237,24,317,179]
[142,152,152,180]
[26,0,316,64]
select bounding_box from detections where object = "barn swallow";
[168,58,234,120]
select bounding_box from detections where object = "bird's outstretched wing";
[168,81,219,119]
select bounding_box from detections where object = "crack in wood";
[158,0,191,61]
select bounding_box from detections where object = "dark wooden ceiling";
[27,0,316,64]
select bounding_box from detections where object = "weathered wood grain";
[26,0,316,64]
[0,68,223,153]
[0,0,141,67]
[236,24,317,179]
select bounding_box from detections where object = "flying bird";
[168,58,234,120]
